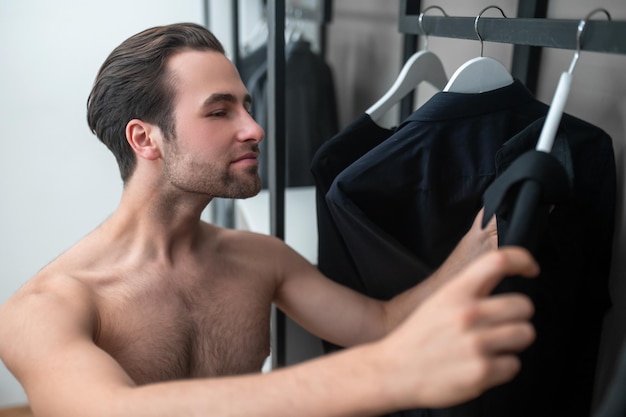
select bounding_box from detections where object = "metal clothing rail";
[396,0,626,120]
[398,8,626,55]
[396,0,550,119]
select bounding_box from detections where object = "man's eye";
[209,110,227,117]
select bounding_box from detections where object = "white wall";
[0,0,208,406]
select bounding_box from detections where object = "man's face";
[162,49,264,199]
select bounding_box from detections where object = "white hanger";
[366,6,449,121]
[285,9,305,44]
[443,6,514,93]
[535,8,611,152]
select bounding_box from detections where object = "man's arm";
[0,247,536,417]
[275,209,498,347]
[381,208,499,330]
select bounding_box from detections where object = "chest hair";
[96,278,272,385]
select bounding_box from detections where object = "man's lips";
[232,152,259,163]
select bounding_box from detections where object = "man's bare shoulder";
[5,266,98,302]
[0,272,99,375]
[204,221,297,257]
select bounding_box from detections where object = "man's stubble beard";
[163,149,261,200]
[216,165,261,199]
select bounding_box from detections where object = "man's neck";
[100,179,214,266]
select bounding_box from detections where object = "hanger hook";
[569,8,612,74]
[474,5,507,57]
[418,5,448,51]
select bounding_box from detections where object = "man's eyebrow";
[202,93,252,107]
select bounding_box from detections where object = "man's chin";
[223,179,261,200]
[239,185,261,199]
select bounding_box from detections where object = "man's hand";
[433,208,498,282]
[377,247,538,409]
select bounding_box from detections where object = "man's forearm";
[113,343,393,417]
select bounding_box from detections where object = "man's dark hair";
[87,22,225,182]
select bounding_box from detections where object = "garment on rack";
[311,113,396,353]
[311,113,395,296]
[239,39,339,188]
[311,113,432,417]
[320,80,616,417]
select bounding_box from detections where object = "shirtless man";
[0,23,538,417]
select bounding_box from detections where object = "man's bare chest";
[94,277,273,385]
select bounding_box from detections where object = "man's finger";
[472,294,535,327]
[480,354,524,389]
[445,247,540,298]
[478,321,537,354]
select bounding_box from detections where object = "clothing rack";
[264,0,625,370]
[398,0,626,105]
[397,1,626,121]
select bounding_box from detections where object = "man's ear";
[126,119,162,160]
